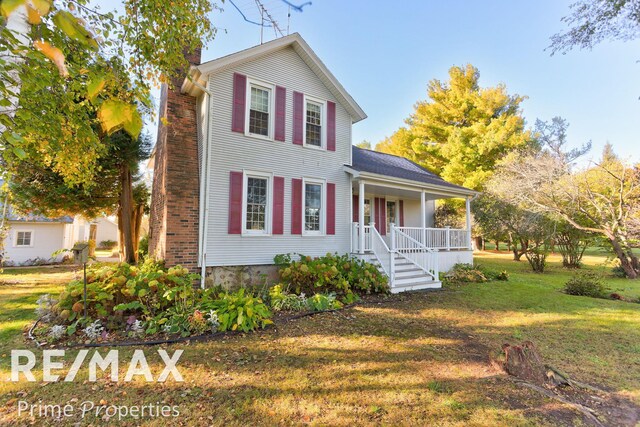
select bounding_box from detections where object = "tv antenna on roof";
[228,0,311,43]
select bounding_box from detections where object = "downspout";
[199,90,212,288]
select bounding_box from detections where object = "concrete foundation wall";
[438,250,474,272]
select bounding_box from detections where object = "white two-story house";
[149,33,477,293]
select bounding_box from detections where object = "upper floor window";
[15,231,32,247]
[303,96,325,149]
[249,84,271,137]
[306,101,322,147]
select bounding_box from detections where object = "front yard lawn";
[0,252,639,426]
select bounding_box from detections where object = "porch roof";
[348,147,478,197]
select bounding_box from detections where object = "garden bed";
[29,253,390,348]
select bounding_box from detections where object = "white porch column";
[466,196,472,250]
[359,180,365,254]
[420,190,426,246]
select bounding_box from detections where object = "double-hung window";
[15,231,32,247]
[243,172,272,235]
[303,179,325,235]
[247,79,274,139]
[304,96,325,148]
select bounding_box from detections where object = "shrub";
[203,288,272,332]
[275,253,389,296]
[99,240,118,250]
[269,284,308,312]
[564,272,607,298]
[611,265,628,278]
[484,269,509,281]
[42,262,275,340]
[445,264,488,283]
[306,293,342,311]
[138,234,149,258]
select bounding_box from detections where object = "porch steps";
[353,253,441,293]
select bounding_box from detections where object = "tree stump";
[502,341,547,384]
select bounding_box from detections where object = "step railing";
[369,224,394,282]
[392,224,439,281]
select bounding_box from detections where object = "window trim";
[244,77,276,141]
[14,230,34,248]
[302,177,326,236]
[302,94,326,150]
[241,170,273,236]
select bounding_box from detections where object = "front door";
[386,200,397,231]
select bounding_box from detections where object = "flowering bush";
[274,253,389,297]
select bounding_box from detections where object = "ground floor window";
[243,172,271,235]
[15,231,32,247]
[304,180,324,234]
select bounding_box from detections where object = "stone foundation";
[204,264,280,290]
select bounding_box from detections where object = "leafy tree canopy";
[377,64,532,190]
[550,0,640,54]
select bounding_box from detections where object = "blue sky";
[197,0,639,162]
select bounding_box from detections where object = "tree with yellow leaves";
[377,64,532,191]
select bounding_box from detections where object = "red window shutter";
[228,171,243,234]
[380,197,387,236]
[352,194,359,222]
[272,176,285,234]
[399,200,405,227]
[327,101,336,151]
[231,73,246,133]
[327,183,336,235]
[291,178,303,234]
[374,197,380,231]
[293,91,304,145]
[275,86,286,141]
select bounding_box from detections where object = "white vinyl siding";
[205,46,352,266]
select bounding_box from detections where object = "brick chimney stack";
[148,47,202,271]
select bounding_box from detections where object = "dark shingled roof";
[350,146,475,193]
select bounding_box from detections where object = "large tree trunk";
[609,236,638,279]
[474,236,484,251]
[88,223,97,257]
[119,163,137,264]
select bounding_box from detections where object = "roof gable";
[183,33,367,123]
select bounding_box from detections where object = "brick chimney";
[148,47,202,271]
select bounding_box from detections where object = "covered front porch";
[346,169,477,292]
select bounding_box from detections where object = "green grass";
[0,252,638,425]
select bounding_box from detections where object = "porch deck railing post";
[420,191,427,246]
[369,222,375,250]
[445,226,451,251]
[466,196,473,250]
[390,223,396,252]
[358,181,365,254]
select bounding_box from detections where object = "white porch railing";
[352,223,394,281]
[394,226,470,251]
[392,225,438,281]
